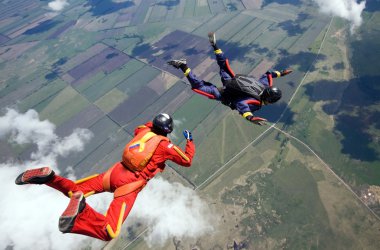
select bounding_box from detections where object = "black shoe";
[15,167,55,185]
[167,59,187,69]
[59,191,86,233]
[208,32,216,46]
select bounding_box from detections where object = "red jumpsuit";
[45,122,195,241]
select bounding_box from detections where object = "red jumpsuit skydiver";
[36,121,195,241]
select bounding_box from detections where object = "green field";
[1,0,379,249]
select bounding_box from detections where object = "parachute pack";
[224,74,266,100]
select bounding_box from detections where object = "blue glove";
[183,130,193,141]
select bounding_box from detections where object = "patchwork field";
[1,0,379,249]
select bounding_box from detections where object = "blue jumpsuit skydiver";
[168,35,292,125]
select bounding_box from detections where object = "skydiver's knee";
[105,224,122,240]
[103,234,113,241]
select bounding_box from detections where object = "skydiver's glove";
[183,130,193,141]
[280,69,293,76]
[246,116,267,126]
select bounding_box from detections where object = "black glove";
[183,130,193,141]
[280,69,293,76]
[246,116,267,126]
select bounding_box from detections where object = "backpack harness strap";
[192,88,216,99]
[102,164,115,192]
[267,73,273,87]
[225,59,236,78]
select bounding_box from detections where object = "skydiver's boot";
[167,59,189,73]
[15,167,55,185]
[59,191,86,233]
[208,32,218,50]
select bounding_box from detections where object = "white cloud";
[130,177,216,247]
[48,0,69,11]
[314,0,366,32]
[0,109,112,250]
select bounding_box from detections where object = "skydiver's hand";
[247,116,267,126]
[183,130,193,141]
[280,69,293,76]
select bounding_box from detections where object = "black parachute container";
[224,74,266,100]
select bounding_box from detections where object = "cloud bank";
[314,0,366,32]
[130,177,216,247]
[48,0,69,11]
[0,109,215,248]
[0,109,109,250]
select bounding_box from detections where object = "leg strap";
[114,180,147,198]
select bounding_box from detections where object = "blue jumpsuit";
[185,49,278,119]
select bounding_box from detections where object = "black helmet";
[152,113,173,135]
[261,87,282,104]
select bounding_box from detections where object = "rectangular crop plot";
[58,116,121,170]
[81,59,145,102]
[223,0,245,11]
[134,30,210,78]
[116,65,160,95]
[61,43,108,72]
[0,41,39,61]
[213,13,256,43]
[289,18,329,53]
[147,3,169,23]
[170,93,219,144]
[194,0,211,16]
[208,0,226,14]
[108,86,160,126]
[95,88,127,114]
[46,20,76,40]
[55,105,105,138]
[183,0,196,17]
[73,129,131,177]
[254,27,287,51]
[68,47,130,86]
[130,0,155,25]
[122,81,189,134]
[192,12,237,37]
[0,34,10,44]
[17,79,67,112]
[39,86,90,126]
[226,17,261,45]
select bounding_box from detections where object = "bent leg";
[214,49,235,81]
[69,191,138,241]
[46,173,105,197]
[104,191,138,240]
[185,69,222,100]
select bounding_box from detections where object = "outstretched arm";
[242,112,267,126]
[267,69,293,79]
[265,69,293,87]
[162,131,195,167]
[237,101,267,126]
